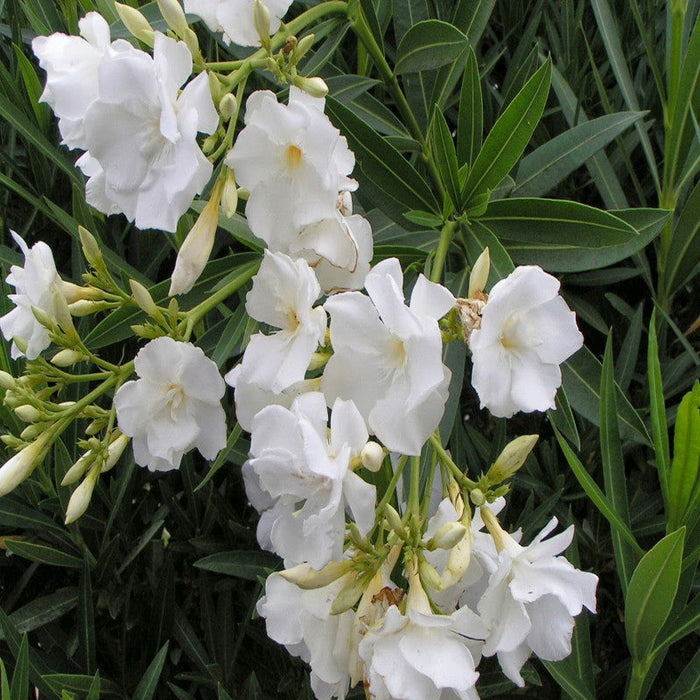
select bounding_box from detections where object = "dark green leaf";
[359,0,384,53]
[9,635,28,700]
[86,672,100,700]
[452,0,496,45]
[43,675,121,698]
[4,540,82,568]
[395,20,469,74]
[133,642,169,700]
[457,48,482,167]
[665,178,700,297]
[78,559,95,674]
[194,551,280,580]
[0,588,78,641]
[431,106,461,209]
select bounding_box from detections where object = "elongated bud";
[157,0,188,36]
[169,183,223,296]
[0,433,52,496]
[360,441,385,472]
[59,281,104,304]
[61,451,95,486]
[219,94,237,121]
[115,3,155,45]
[182,26,200,56]
[64,466,99,524]
[419,558,443,592]
[129,279,160,319]
[221,169,238,218]
[31,306,57,332]
[383,504,406,538]
[426,521,467,551]
[487,434,538,485]
[51,349,87,367]
[280,560,352,589]
[0,371,15,391]
[447,475,464,519]
[1,434,23,449]
[406,559,431,614]
[102,434,129,472]
[20,424,45,441]
[442,527,472,588]
[294,34,315,61]
[51,287,78,340]
[78,226,104,271]
[253,0,271,49]
[68,300,110,317]
[330,572,365,615]
[15,405,41,423]
[468,247,490,297]
[293,75,328,98]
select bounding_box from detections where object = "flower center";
[285,145,303,171]
[165,383,186,419]
[388,337,407,369]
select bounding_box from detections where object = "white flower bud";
[294,34,315,61]
[20,424,44,441]
[219,94,237,121]
[51,287,78,339]
[426,521,467,551]
[442,528,472,589]
[129,279,159,318]
[169,185,223,296]
[330,572,365,615]
[0,371,15,391]
[64,466,99,524]
[221,170,238,219]
[30,305,57,332]
[61,451,94,486]
[419,558,443,592]
[78,226,104,271]
[293,76,329,98]
[115,3,155,45]
[360,441,385,472]
[253,0,271,48]
[487,434,539,484]
[156,0,188,36]
[279,560,351,589]
[51,349,87,367]
[14,405,42,423]
[468,247,490,297]
[0,433,52,496]
[383,503,405,538]
[68,300,110,316]
[58,281,104,304]
[102,434,129,472]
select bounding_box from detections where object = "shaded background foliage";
[0,0,698,697]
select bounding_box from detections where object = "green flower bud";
[487,434,539,485]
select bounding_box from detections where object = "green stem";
[376,454,408,513]
[408,456,421,518]
[431,220,458,283]
[626,657,652,700]
[429,432,478,490]
[185,260,260,328]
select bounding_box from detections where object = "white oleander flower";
[0,232,61,360]
[225,88,356,248]
[358,579,484,700]
[77,32,218,232]
[469,266,583,418]
[114,337,226,471]
[238,251,326,394]
[321,258,455,455]
[184,0,293,47]
[244,392,376,569]
[32,12,112,149]
[478,509,598,686]
[258,571,354,699]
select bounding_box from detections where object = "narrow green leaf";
[392,0,429,42]
[0,588,78,641]
[431,106,461,209]
[395,20,469,74]
[665,645,700,698]
[668,382,700,530]
[86,672,101,700]
[9,635,29,700]
[452,0,496,46]
[601,334,636,594]
[193,551,280,580]
[648,309,671,514]
[79,559,95,675]
[547,386,581,451]
[133,642,169,700]
[0,659,10,700]
[616,303,644,393]
[462,59,551,204]
[43,675,121,698]
[563,345,651,445]
[359,0,384,53]
[553,425,643,556]
[513,111,645,197]
[457,48,482,167]
[654,593,700,655]
[0,497,67,536]
[665,178,700,297]
[326,97,439,215]
[12,45,50,131]
[4,540,82,568]
[626,528,685,660]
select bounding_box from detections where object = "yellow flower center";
[285,145,303,171]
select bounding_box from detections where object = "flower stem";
[429,432,478,490]
[431,220,458,283]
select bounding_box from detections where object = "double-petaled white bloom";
[184,0,293,47]
[469,266,583,418]
[0,232,61,360]
[114,337,226,471]
[244,392,376,568]
[478,509,598,686]
[358,579,484,700]
[257,571,354,699]
[235,251,326,395]
[225,88,356,249]
[32,12,112,149]
[322,258,455,455]
[76,32,218,232]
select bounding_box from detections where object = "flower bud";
[468,247,490,297]
[330,572,365,615]
[360,441,385,472]
[157,0,188,36]
[293,75,329,98]
[59,281,104,304]
[0,433,52,496]
[1,434,23,449]
[221,170,238,218]
[102,434,129,472]
[30,305,57,332]
[51,349,87,367]
[418,558,443,592]
[85,419,106,436]
[115,3,155,45]
[129,279,160,319]
[294,34,315,61]
[169,184,223,296]
[68,300,110,317]
[3,391,24,409]
[426,521,467,551]
[64,466,99,524]
[470,488,485,506]
[14,405,41,423]
[487,434,538,485]
[182,27,201,56]
[51,288,78,340]
[12,337,28,355]
[383,503,406,538]
[219,93,237,121]
[442,529,472,588]
[280,560,352,589]
[61,451,94,486]
[0,371,15,391]
[253,0,271,49]
[78,226,105,271]
[20,424,44,441]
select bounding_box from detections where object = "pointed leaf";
[193,551,280,580]
[395,20,469,74]
[431,105,461,208]
[457,48,482,166]
[9,635,28,700]
[133,642,170,700]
